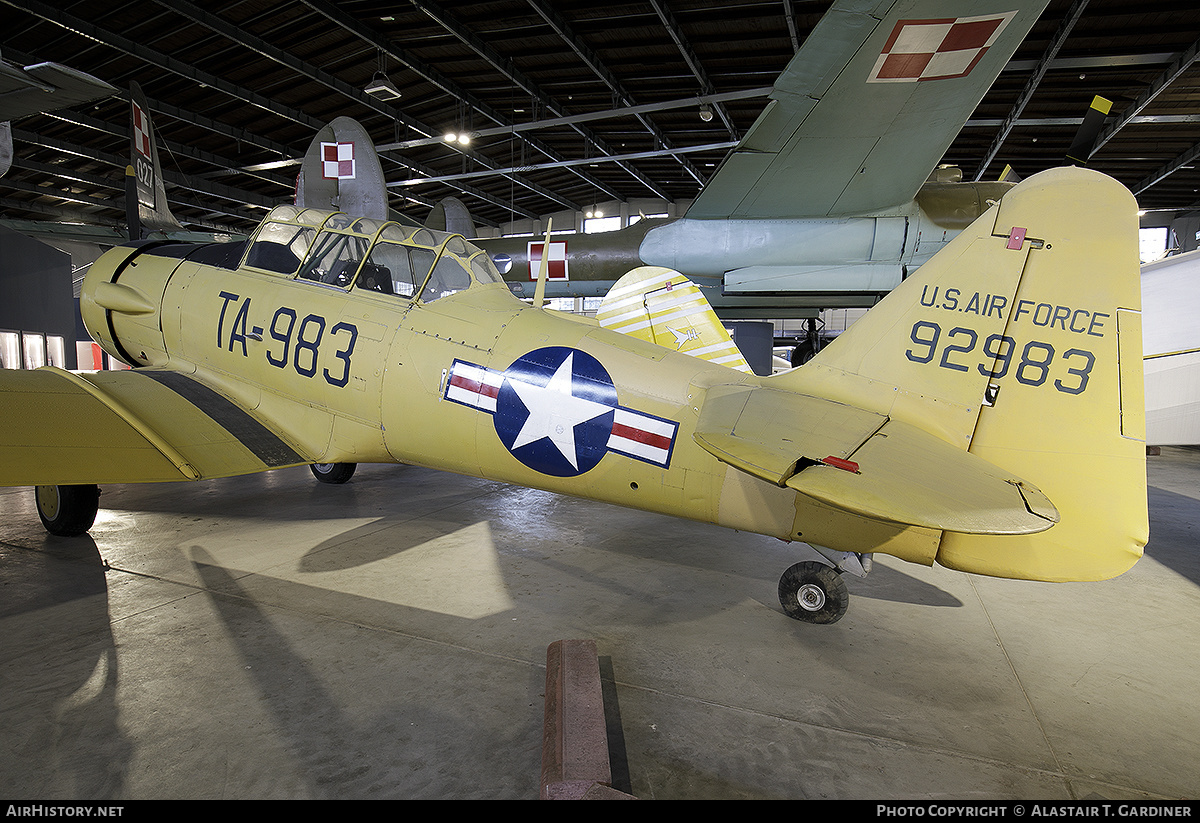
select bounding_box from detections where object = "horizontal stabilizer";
[0,368,309,486]
[693,384,1056,534]
[694,385,885,484]
[785,418,1057,534]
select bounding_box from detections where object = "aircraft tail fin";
[427,196,476,236]
[775,167,1147,582]
[598,266,752,372]
[127,82,182,239]
[296,116,389,221]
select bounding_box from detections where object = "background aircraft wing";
[686,0,1050,219]
[0,60,117,122]
[0,368,310,486]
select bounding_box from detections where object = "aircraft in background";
[0,52,117,178]
[0,165,1147,624]
[1142,248,1200,446]
[466,0,1051,348]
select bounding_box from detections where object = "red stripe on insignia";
[450,373,499,399]
[611,422,672,452]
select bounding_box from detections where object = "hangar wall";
[0,225,78,370]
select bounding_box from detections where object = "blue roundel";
[493,347,618,477]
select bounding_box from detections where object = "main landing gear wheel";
[778,561,849,624]
[790,343,817,367]
[35,484,100,537]
[310,462,357,484]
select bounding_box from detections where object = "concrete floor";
[1,449,1197,801]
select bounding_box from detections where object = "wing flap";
[0,368,308,486]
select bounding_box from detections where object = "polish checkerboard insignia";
[321,142,356,180]
[445,347,678,477]
[867,11,1017,83]
[131,102,153,159]
[527,240,569,281]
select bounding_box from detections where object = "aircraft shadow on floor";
[1145,485,1200,589]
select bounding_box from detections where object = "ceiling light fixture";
[365,49,401,101]
[699,102,713,122]
[365,73,402,101]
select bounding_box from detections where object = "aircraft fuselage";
[80,206,939,569]
[474,181,1013,310]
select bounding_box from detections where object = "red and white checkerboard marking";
[131,102,152,159]
[321,141,356,180]
[867,11,1017,83]
[528,240,569,281]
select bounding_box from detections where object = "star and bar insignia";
[444,346,678,477]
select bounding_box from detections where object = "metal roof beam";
[782,0,802,53]
[11,127,276,212]
[972,0,1090,181]
[647,0,737,138]
[377,87,771,152]
[5,1,548,223]
[405,0,661,201]
[1089,35,1200,157]
[525,0,704,191]
[4,0,324,130]
[154,0,570,216]
[391,141,740,188]
[1132,141,1200,197]
[295,0,611,210]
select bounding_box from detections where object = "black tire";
[790,344,816,367]
[310,462,356,484]
[778,561,848,624]
[35,484,100,537]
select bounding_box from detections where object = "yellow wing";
[597,266,751,372]
[0,367,310,486]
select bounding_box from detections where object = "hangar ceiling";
[2,0,1200,238]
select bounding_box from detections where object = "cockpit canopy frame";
[239,205,504,302]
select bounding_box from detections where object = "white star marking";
[507,353,611,469]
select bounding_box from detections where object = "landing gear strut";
[789,318,824,367]
[34,484,100,536]
[778,561,849,624]
[310,462,357,484]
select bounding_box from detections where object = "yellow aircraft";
[0,166,1146,624]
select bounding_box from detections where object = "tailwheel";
[310,462,357,484]
[778,561,848,624]
[35,484,100,537]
